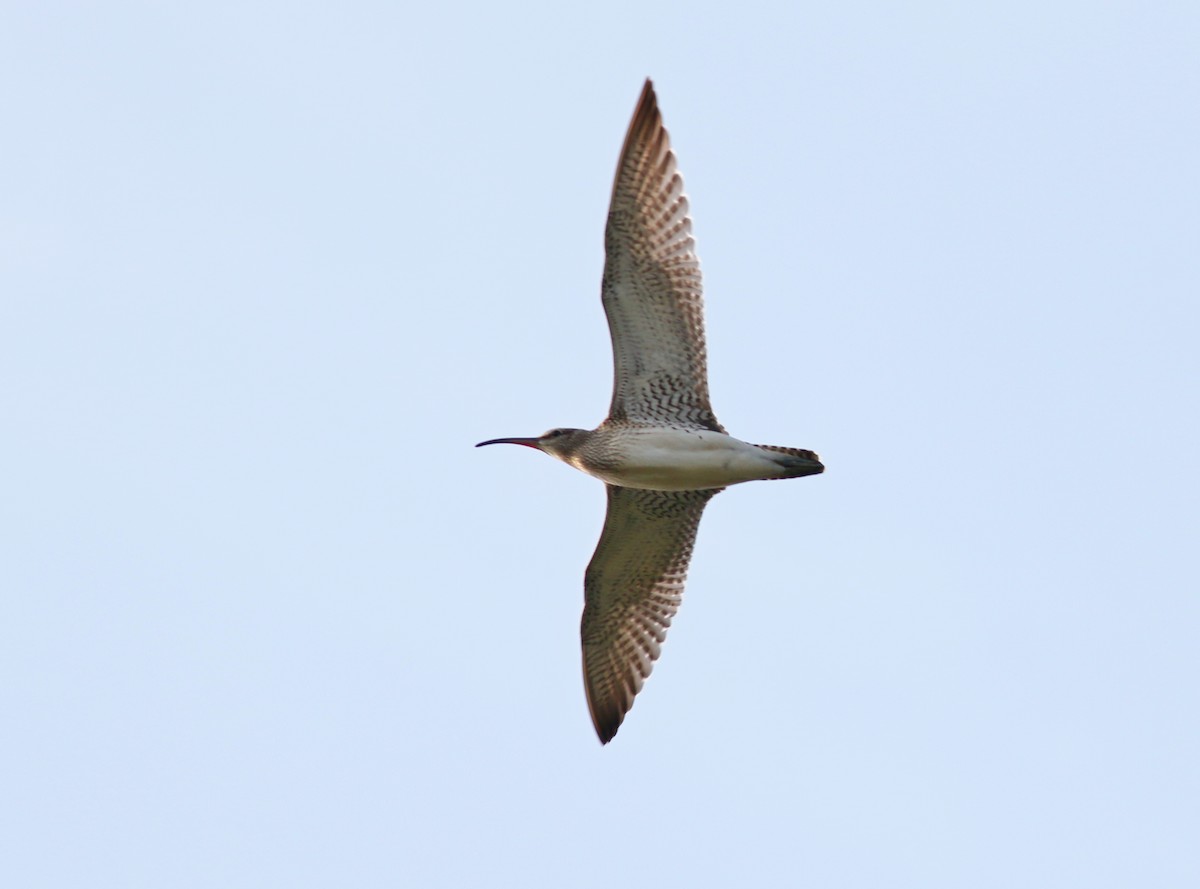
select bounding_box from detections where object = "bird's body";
[478,80,823,743]
[542,424,821,491]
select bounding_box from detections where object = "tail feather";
[753,443,824,478]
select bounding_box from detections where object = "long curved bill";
[475,436,542,449]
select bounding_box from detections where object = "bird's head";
[475,427,589,461]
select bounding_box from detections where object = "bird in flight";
[478,79,823,743]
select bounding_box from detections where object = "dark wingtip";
[594,713,621,745]
[586,681,627,746]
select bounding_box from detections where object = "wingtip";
[627,78,661,131]
[590,705,623,745]
[584,657,629,745]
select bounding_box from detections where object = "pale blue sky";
[3,2,1198,886]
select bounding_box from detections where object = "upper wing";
[601,79,723,432]
[581,484,721,743]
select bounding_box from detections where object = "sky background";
[3,2,1198,886]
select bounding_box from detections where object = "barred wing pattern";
[602,79,724,433]
[582,485,722,743]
